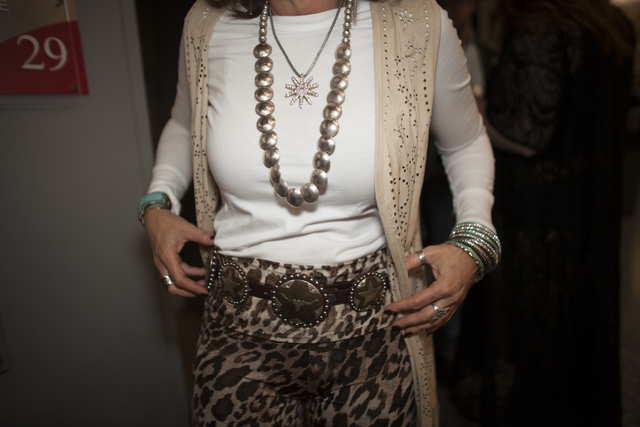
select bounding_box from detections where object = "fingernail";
[392,325,401,331]
[384,309,394,315]
[210,235,215,240]
[404,332,414,338]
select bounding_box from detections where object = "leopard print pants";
[192,321,415,426]
[192,249,416,426]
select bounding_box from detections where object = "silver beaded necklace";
[269,0,344,108]
[253,0,354,208]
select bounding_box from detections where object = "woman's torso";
[205,2,386,264]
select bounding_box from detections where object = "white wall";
[0,1,190,425]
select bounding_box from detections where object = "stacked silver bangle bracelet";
[445,222,501,282]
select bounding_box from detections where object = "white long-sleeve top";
[148,2,494,264]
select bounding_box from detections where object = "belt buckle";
[271,273,329,328]
[349,271,388,312]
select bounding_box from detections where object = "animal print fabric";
[192,320,416,427]
[205,248,396,344]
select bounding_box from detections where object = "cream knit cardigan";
[184,1,442,424]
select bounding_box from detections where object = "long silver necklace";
[254,0,354,207]
[269,0,344,108]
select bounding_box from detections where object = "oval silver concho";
[218,262,248,305]
[271,274,329,327]
[205,250,219,292]
[349,271,388,312]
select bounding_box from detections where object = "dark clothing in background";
[452,12,635,427]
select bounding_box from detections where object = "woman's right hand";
[143,209,214,297]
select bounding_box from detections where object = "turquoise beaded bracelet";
[137,192,171,225]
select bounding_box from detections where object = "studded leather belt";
[205,250,389,328]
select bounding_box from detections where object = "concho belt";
[205,251,388,328]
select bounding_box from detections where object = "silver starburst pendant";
[285,74,319,109]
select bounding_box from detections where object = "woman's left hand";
[385,244,478,336]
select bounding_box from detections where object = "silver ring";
[431,304,450,322]
[416,250,427,265]
[158,275,173,291]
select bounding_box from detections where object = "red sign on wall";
[0,0,89,95]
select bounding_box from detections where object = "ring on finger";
[158,275,173,291]
[431,304,450,322]
[416,250,427,265]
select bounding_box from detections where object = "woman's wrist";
[444,222,501,282]
[138,192,172,225]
